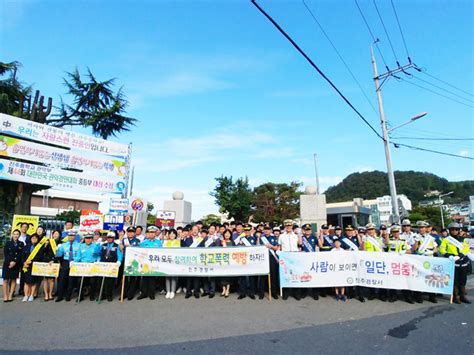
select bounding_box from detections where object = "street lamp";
[388,112,428,133]
[437,191,453,229]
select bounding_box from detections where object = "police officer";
[99,231,123,301]
[259,225,279,299]
[384,225,414,303]
[137,226,162,300]
[78,232,101,301]
[414,220,439,303]
[300,224,319,300]
[440,222,471,304]
[341,225,365,302]
[318,224,334,252]
[122,226,141,300]
[237,224,257,300]
[363,223,386,301]
[400,219,418,248]
[55,230,81,302]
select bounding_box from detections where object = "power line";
[390,0,410,62]
[411,74,474,103]
[354,0,390,71]
[397,77,474,108]
[391,142,474,160]
[416,68,474,98]
[250,0,383,140]
[392,137,474,141]
[301,0,378,115]
[373,0,399,65]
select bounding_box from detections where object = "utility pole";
[313,153,320,195]
[371,46,414,225]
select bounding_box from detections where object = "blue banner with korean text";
[278,251,455,295]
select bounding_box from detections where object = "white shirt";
[136,234,145,242]
[278,232,299,252]
[331,247,345,252]
[19,234,28,244]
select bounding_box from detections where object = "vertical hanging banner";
[278,251,455,295]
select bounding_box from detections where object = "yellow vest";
[439,237,469,256]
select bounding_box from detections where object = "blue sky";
[1,0,473,219]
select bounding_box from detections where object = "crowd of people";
[2,218,472,304]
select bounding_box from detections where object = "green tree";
[56,210,81,225]
[408,206,451,229]
[202,214,222,226]
[146,202,155,225]
[210,176,253,222]
[0,62,136,215]
[252,182,302,224]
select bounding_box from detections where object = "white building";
[364,195,412,225]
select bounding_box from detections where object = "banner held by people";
[279,251,455,295]
[32,262,60,278]
[124,246,270,277]
[69,262,120,278]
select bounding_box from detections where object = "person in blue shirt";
[237,224,257,300]
[300,224,319,300]
[137,226,162,300]
[99,232,123,302]
[55,230,82,302]
[79,233,101,301]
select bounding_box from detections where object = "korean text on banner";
[32,262,60,277]
[0,113,128,157]
[11,214,39,235]
[124,246,269,277]
[69,262,119,277]
[278,251,455,295]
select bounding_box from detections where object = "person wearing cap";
[259,225,279,299]
[137,226,162,300]
[413,220,439,303]
[55,230,82,302]
[334,226,343,239]
[78,233,101,301]
[121,226,141,300]
[439,223,471,304]
[279,220,301,300]
[363,223,386,301]
[318,224,334,252]
[400,219,418,248]
[340,225,365,302]
[299,224,319,300]
[379,225,388,239]
[384,225,414,304]
[99,231,123,301]
[237,224,257,300]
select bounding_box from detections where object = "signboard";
[278,251,455,295]
[124,246,269,277]
[0,157,126,194]
[109,198,129,213]
[69,262,120,277]
[130,196,146,211]
[79,211,104,232]
[11,214,39,235]
[0,113,128,157]
[32,262,60,277]
[156,210,176,228]
[103,214,124,231]
[0,135,126,177]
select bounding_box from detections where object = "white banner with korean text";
[279,251,455,295]
[124,246,269,277]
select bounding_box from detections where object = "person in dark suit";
[21,234,42,302]
[2,229,25,302]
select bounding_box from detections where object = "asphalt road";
[1,278,473,354]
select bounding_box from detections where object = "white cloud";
[353,165,375,173]
[459,150,470,157]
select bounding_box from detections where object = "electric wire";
[251,0,383,140]
[373,0,399,65]
[390,0,410,61]
[354,0,390,71]
[416,69,474,98]
[301,0,378,115]
[393,137,473,141]
[411,75,474,104]
[391,142,473,160]
[397,77,474,108]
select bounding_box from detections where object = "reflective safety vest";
[439,237,469,256]
[364,236,384,252]
[387,238,408,253]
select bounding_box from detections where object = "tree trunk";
[14,183,34,215]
